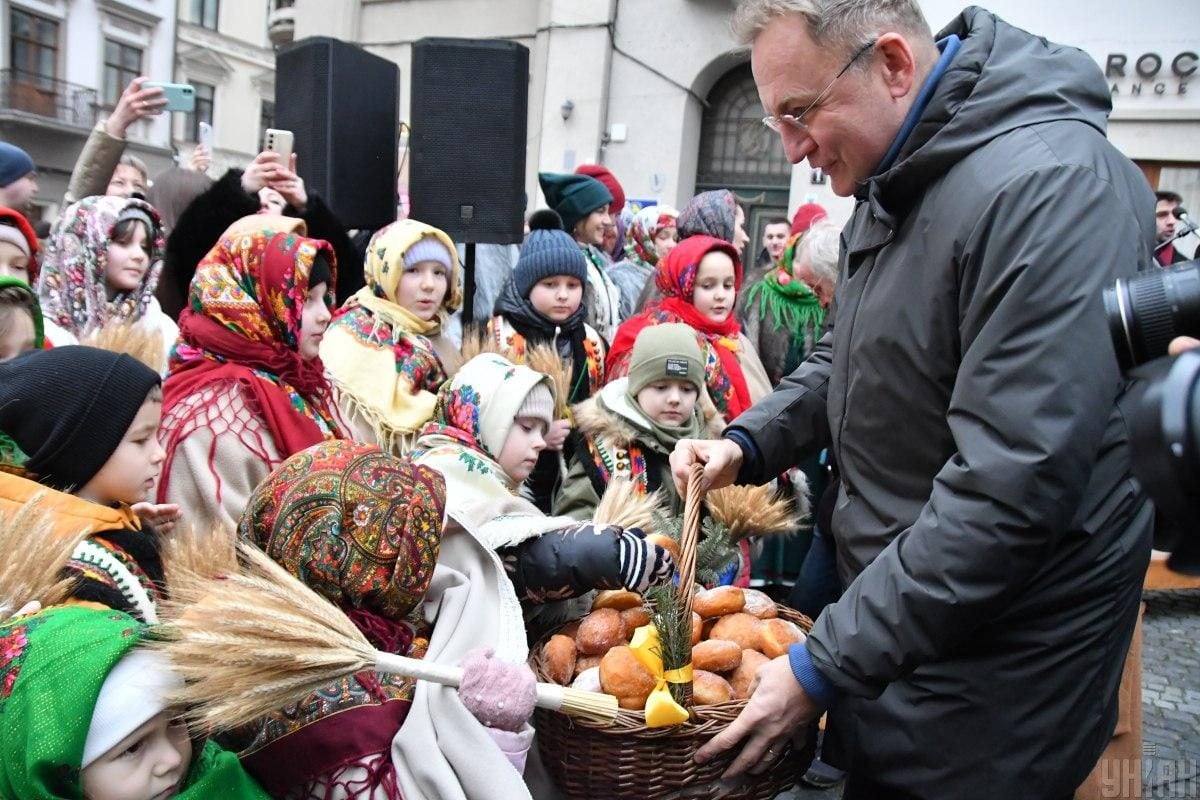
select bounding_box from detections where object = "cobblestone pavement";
[776,589,1200,799]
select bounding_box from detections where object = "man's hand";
[670,438,743,496]
[694,655,822,779]
[105,77,166,139]
[1169,336,1200,356]
[543,418,572,452]
[131,502,182,534]
[268,153,307,213]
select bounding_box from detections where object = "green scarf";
[742,235,826,351]
[0,606,268,800]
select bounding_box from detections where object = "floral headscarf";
[238,440,445,625]
[321,221,461,454]
[624,204,679,268]
[0,606,267,799]
[38,195,165,337]
[742,231,826,354]
[676,190,738,244]
[158,220,343,504]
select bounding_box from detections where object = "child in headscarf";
[412,354,673,622]
[230,440,539,798]
[556,323,722,519]
[0,206,39,284]
[37,195,177,355]
[608,235,772,422]
[489,210,606,511]
[739,220,841,385]
[0,605,268,799]
[0,346,169,623]
[537,172,622,341]
[0,276,42,361]
[610,204,678,319]
[321,220,463,456]
[634,190,750,311]
[157,216,344,529]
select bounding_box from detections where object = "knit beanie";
[0,222,30,258]
[627,323,705,397]
[513,210,587,296]
[538,172,612,232]
[0,208,39,271]
[575,164,625,213]
[515,381,554,426]
[0,143,34,188]
[790,202,828,236]
[0,346,161,490]
[404,235,454,271]
[82,649,182,767]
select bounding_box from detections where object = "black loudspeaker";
[274,37,398,230]
[409,38,528,244]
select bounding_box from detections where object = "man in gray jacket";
[680,3,1155,797]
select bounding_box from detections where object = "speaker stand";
[462,242,477,326]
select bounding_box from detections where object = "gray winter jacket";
[729,8,1154,797]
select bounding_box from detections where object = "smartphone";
[198,121,214,149]
[264,128,294,164]
[143,82,195,113]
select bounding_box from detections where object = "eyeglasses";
[762,39,878,134]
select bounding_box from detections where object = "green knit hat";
[627,323,705,397]
[538,172,612,232]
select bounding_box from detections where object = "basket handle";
[676,462,705,620]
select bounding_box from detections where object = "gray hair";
[797,219,841,286]
[119,153,149,183]
[731,0,931,51]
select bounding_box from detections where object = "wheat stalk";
[705,483,802,541]
[161,521,238,590]
[458,328,504,364]
[523,343,572,418]
[593,479,661,534]
[153,542,617,730]
[82,322,166,374]
[0,496,88,618]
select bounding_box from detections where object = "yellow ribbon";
[629,624,691,727]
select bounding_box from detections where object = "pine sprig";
[644,584,691,706]
[695,518,739,586]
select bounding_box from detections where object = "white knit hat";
[516,382,554,426]
[82,649,184,767]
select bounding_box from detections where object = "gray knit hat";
[513,210,587,297]
[516,381,555,425]
[404,235,454,271]
[627,323,705,397]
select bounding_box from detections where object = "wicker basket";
[530,466,814,800]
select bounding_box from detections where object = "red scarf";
[159,225,341,502]
[607,235,752,419]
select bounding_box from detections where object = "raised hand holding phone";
[105,76,167,139]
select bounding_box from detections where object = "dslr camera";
[1105,259,1199,573]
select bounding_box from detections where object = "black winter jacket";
[729,8,1153,797]
[158,169,363,319]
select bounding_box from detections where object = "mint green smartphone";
[144,82,195,113]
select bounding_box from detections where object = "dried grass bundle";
[705,483,803,541]
[524,343,572,418]
[594,479,661,535]
[0,496,87,617]
[155,542,617,730]
[82,322,165,374]
[458,328,504,364]
[161,521,238,591]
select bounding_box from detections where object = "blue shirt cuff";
[723,427,760,482]
[789,642,837,708]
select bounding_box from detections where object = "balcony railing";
[0,69,99,129]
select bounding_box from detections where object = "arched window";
[697,62,791,191]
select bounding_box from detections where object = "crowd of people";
[0,0,1182,798]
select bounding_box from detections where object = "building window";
[186,82,215,142]
[103,40,142,106]
[259,99,275,150]
[10,8,59,88]
[190,0,219,30]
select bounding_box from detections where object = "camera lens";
[1104,261,1200,371]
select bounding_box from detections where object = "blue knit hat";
[513,210,587,297]
[0,143,35,188]
[538,172,612,232]
[404,235,454,271]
